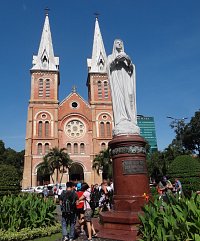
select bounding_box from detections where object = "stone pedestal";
[98,135,150,240]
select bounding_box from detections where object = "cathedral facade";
[22,14,113,188]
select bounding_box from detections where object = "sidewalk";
[56,205,116,240]
[55,205,138,241]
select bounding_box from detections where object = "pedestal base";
[97,135,149,240]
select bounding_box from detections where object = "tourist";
[58,186,63,200]
[59,182,78,241]
[163,176,173,194]
[156,178,166,200]
[99,182,111,212]
[174,178,182,197]
[42,185,49,200]
[78,183,97,241]
[76,183,85,236]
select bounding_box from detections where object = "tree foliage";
[182,111,200,157]
[0,164,21,196]
[92,148,112,180]
[0,140,24,190]
[43,147,72,184]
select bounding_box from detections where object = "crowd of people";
[57,180,114,241]
[41,177,182,240]
[155,176,182,200]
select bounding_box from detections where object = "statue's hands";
[116,53,131,65]
[116,53,126,61]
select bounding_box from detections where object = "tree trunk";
[56,168,59,184]
[50,174,54,184]
[60,167,64,184]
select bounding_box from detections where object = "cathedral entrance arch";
[69,163,84,183]
[36,164,50,186]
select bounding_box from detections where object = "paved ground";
[55,205,139,241]
[55,205,121,241]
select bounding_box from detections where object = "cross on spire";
[45,7,50,16]
[94,12,100,19]
[72,85,77,93]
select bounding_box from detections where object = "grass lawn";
[27,232,62,241]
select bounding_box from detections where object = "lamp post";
[167,116,188,151]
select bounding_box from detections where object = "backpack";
[62,190,77,215]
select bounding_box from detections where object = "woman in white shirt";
[78,183,97,241]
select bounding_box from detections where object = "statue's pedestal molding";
[98,135,150,240]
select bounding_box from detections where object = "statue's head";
[113,39,124,53]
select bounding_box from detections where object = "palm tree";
[43,147,73,184]
[37,158,54,184]
[92,148,112,180]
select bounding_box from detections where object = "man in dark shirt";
[59,182,78,241]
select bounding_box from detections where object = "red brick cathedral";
[22,14,113,188]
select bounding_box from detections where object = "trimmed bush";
[168,155,200,194]
[0,165,20,196]
[138,193,200,240]
[0,223,61,241]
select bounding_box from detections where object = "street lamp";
[167,116,188,151]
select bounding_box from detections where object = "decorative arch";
[34,162,50,186]
[34,111,54,137]
[96,112,113,122]
[69,161,85,182]
[34,110,54,121]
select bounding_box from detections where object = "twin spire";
[32,15,107,73]
[87,17,107,73]
[32,13,59,71]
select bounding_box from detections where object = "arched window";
[97,81,102,99]
[45,79,50,97]
[67,143,71,153]
[37,143,42,155]
[80,143,85,154]
[74,143,78,154]
[104,81,108,98]
[38,121,42,137]
[45,143,49,154]
[106,122,111,137]
[45,121,49,137]
[38,79,43,97]
[100,122,105,137]
[101,143,106,151]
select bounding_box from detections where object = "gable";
[59,92,91,121]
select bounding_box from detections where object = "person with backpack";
[76,183,85,236]
[59,182,78,241]
[78,183,97,241]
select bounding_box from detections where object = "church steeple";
[32,13,59,71]
[87,17,107,73]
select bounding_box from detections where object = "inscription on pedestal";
[122,160,146,174]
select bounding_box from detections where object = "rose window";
[65,120,85,137]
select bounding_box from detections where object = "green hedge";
[0,223,61,241]
[0,194,56,231]
[139,193,200,240]
[0,165,20,196]
[168,155,200,193]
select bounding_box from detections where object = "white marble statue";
[107,39,140,136]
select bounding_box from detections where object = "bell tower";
[87,18,113,160]
[22,13,60,188]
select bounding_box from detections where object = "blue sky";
[0,0,200,151]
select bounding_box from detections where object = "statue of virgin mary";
[107,39,140,136]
